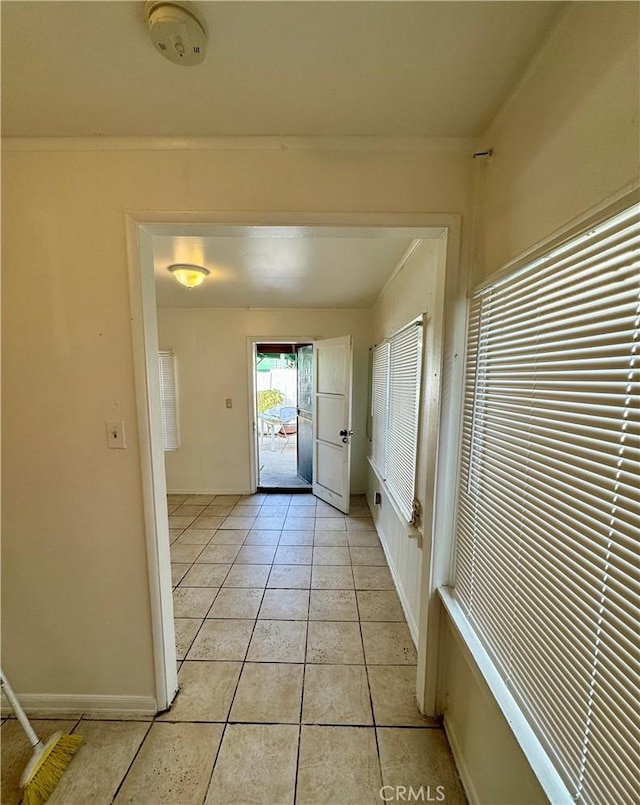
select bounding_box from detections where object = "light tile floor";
[0,493,467,805]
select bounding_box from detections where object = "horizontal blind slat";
[454,201,640,805]
[158,350,179,450]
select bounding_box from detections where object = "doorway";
[254,342,312,490]
[128,211,459,715]
[249,334,354,512]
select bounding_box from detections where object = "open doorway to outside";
[254,342,312,490]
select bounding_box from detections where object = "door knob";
[339,429,354,443]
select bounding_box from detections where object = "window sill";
[438,586,574,805]
[367,456,422,540]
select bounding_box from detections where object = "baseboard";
[167,489,252,496]
[167,488,366,497]
[443,713,480,805]
[1,693,157,718]
[374,517,420,646]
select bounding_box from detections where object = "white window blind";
[371,341,390,477]
[453,202,640,805]
[158,350,179,451]
[371,317,424,522]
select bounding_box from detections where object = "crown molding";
[2,135,480,154]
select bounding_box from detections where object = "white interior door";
[312,335,353,514]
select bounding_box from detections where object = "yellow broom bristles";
[22,733,83,805]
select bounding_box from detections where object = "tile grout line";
[352,506,387,794]
[173,524,212,659]
[109,718,155,803]
[201,720,229,805]
[179,501,286,804]
[222,567,269,720]
[293,545,312,805]
[297,495,348,800]
[168,493,395,803]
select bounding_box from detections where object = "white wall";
[1,140,472,702]
[366,238,446,641]
[157,307,372,494]
[440,4,640,803]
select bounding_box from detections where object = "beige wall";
[473,1,640,282]
[440,4,640,803]
[157,307,372,494]
[1,141,472,701]
[367,238,446,639]
[441,620,548,805]
[4,5,630,796]
[372,240,442,341]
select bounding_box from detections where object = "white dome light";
[168,263,210,288]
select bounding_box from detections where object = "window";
[158,350,179,451]
[452,203,639,804]
[371,340,389,476]
[370,316,424,524]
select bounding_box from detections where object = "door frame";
[125,218,178,712]
[247,336,316,492]
[125,210,463,716]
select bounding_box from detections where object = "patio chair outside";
[277,406,298,449]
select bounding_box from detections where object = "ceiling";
[2,1,565,309]
[149,225,442,308]
[1,1,563,139]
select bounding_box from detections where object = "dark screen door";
[297,345,313,483]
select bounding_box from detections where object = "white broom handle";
[0,667,41,748]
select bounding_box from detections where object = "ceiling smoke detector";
[145,1,208,66]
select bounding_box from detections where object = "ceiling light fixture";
[145,1,208,66]
[168,263,210,288]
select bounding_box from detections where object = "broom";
[0,667,82,805]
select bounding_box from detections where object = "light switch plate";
[106,420,126,448]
